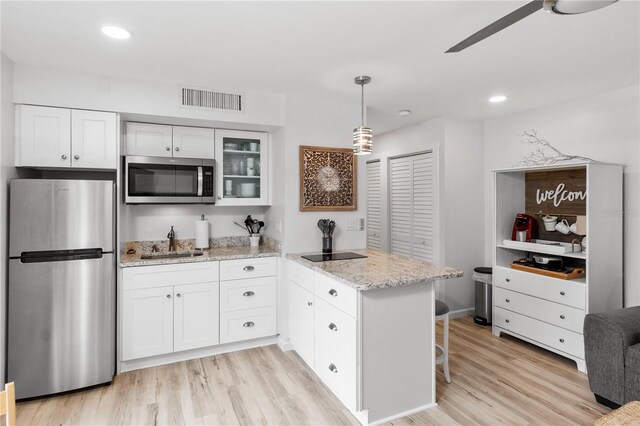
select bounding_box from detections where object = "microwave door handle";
[197,166,203,196]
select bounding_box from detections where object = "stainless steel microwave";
[125,156,215,204]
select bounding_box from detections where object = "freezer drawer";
[7,255,115,399]
[9,179,114,256]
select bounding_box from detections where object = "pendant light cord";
[361,83,365,126]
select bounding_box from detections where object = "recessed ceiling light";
[489,95,507,103]
[101,26,132,40]
[398,110,412,117]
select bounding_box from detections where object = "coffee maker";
[512,213,537,242]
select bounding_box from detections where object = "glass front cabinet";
[214,130,270,206]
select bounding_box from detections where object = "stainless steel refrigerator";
[8,179,115,399]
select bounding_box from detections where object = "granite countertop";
[286,248,463,291]
[120,236,280,268]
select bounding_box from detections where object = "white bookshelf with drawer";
[492,162,623,372]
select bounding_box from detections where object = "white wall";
[282,94,367,254]
[0,53,17,385]
[484,85,640,307]
[13,64,285,130]
[371,117,484,313]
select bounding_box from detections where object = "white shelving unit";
[492,162,623,372]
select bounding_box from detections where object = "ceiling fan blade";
[446,0,543,53]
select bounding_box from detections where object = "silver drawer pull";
[329,289,338,297]
[328,323,338,331]
[559,338,565,343]
[329,363,338,373]
[560,291,566,296]
[176,293,181,297]
[560,314,565,319]
[166,294,171,299]
[505,319,510,323]
[243,265,255,272]
[505,299,510,303]
[307,301,313,306]
[243,291,255,297]
[243,321,255,328]
[506,278,511,283]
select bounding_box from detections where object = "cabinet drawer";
[220,276,276,312]
[122,262,219,290]
[219,306,277,344]
[289,261,314,293]
[314,273,357,318]
[220,257,276,281]
[315,344,356,412]
[315,298,357,363]
[495,307,584,359]
[495,287,585,333]
[493,266,585,309]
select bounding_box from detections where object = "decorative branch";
[515,129,595,166]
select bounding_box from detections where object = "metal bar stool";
[435,299,451,383]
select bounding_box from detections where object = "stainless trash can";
[473,267,493,325]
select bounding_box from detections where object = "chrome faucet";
[167,226,176,252]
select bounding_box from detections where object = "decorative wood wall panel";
[299,146,357,211]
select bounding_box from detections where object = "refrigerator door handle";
[19,248,104,263]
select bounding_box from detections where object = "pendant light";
[353,76,372,155]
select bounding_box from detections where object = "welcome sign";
[525,168,587,216]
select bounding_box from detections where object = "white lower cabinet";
[122,287,174,360]
[174,282,220,352]
[291,282,315,367]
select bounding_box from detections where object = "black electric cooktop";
[302,252,368,262]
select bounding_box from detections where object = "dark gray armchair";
[584,306,640,408]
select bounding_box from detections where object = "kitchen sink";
[140,251,204,260]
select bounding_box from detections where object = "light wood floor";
[16,317,610,425]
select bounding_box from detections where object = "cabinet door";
[122,287,174,360]
[172,126,215,159]
[125,122,173,157]
[16,105,71,167]
[291,282,315,368]
[215,130,269,206]
[71,110,117,169]
[174,282,219,352]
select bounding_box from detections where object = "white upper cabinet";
[172,126,215,159]
[125,122,173,157]
[215,130,270,206]
[16,105,116,169]
[71,109,117,169]
[125,123,215,159]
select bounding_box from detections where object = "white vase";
[250,234,260,247]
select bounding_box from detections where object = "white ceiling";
[2,1,639,133]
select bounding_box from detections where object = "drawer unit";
[220,257,277,281]
[315,342,357,412]
[220,276,276,312]
[219,306,277,344]
[495,287,585,334]
[494,307,584,359]
[315,298,357,362]
[493,266,585,309]
[314,273,358,318]
[290,261,314,293]
[122,261,219,291]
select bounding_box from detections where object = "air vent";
[180,86,243,112]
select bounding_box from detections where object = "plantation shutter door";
[366,160,382,250]
[389,156,413,257]
[389,152,435,261]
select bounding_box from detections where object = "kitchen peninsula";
[287,249,462,425]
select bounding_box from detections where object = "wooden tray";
[510,262,586,280]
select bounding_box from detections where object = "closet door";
[366,160,382,249]
[389,152,436,262]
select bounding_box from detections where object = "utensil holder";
[250,234,260,247]
[322,236,332,254]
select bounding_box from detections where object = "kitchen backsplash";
[123,235,281,254]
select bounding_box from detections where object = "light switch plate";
[346,218,357,231]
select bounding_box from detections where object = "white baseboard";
[118,335,278,373]
[363,402,439,425]
[449,307,474,319]
[277,336,293,352]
